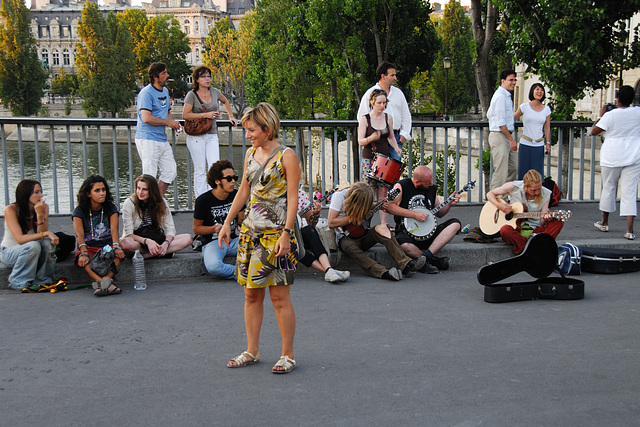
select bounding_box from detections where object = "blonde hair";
[523,169,543,205]
[343,182,374,224]
[241,102,280,140]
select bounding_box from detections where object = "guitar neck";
[431,189,463,215]
[513,211,559,219]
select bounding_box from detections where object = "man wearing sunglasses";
[193,160,243,280]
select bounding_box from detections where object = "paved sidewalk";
[2,269,640,425]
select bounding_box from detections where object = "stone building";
[28,0,253,79]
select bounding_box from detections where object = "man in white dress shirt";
[487,69,518,190]
[357,62,412,162]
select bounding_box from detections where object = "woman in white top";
[591,85,640,240]
[183,66,238,197]
[1,179,59,290]
[120,174,192,258]
[514,83,551,179]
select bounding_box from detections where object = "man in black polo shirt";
[386,166,461,273]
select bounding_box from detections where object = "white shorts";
[135,138,177,184]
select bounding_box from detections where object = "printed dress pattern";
[236,147,297,288]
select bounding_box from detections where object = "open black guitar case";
[477,234,585,303]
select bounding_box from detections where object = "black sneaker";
[403,256,427,277]
[420,262,439,274]
[430,256,450,271]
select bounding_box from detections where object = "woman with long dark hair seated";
[72,175,125,296]
[1,179,59,290]
[120,174,192,258]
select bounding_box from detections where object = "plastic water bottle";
[461,224,471,234]
[133,249,147,291]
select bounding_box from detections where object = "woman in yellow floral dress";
[219,102,301,374]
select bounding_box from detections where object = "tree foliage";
[246,0,439,120]
[76,3,137,117]
[428,1,476,116]
[202,14,255,114]
[494,0,640,118]
[0,0,48,116]
[50,70,78,97]
[133,14,191,86]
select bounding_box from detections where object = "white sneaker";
[336,269,350,282]
[324,268,343,283]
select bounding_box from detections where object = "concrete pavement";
[2,268,640,425]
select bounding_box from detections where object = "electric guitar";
[344,188,400,239]
[298,183,350,218]
[479,199,572,236]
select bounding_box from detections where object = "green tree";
[203,14,255,114]
[428,1,476,117]
[50,70,78,97]
[493,0,640,190]
[0,0,48,116]
[248,0,318,119]
[76,3,136,117]
[135,14,191,86]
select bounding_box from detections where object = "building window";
[195,48,200,61]
[40,26,49,37]
[181,0,190,6]
[52,49,59,66]
[61,26,70,37]
[41,49,49,66]
[184,20,190,36]
[63,49,70,66]
[195,21,199,35]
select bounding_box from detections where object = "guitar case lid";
[477,233,558,286]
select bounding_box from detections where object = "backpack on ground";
[543,176,562,207]
[556,242,581,275]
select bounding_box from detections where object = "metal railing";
[0,116,600,214]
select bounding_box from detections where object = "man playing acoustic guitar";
[386,166,463,273]
[486,169,564,254]
[328,182,426,281]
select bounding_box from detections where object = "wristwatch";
[282,228,292,235]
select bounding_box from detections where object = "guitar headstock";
[318,182,351,203]
[554,210,573,221]
[463,181,476,192]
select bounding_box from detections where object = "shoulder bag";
[184,90,213,136]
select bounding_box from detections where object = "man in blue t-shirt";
[135,62,181,196]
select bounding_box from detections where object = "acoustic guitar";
[344,188,400,239]
[479,198,572,236]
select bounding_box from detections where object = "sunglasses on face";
[222,175,239,182]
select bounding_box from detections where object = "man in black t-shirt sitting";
[386,166,461,273]
[193,160,243,279]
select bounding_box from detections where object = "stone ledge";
[3,238,638,287]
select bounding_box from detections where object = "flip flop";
[594,221,609,232]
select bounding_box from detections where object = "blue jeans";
[390,131,403,162]
[0,240,54,289]
[202,237,238,280]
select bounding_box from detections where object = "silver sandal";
[227,351,259,368]
[272,355,296,374]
